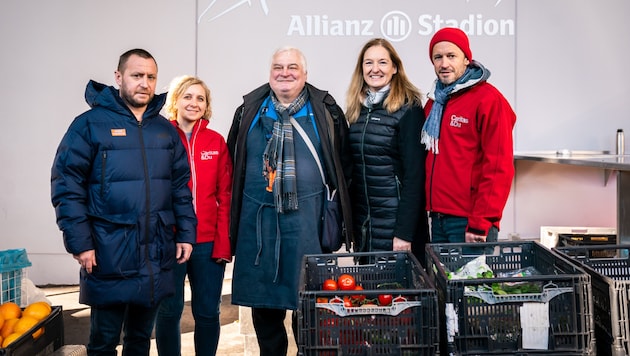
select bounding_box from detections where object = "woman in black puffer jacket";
[345,38,430,264]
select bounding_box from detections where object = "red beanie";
[429,27,472,61]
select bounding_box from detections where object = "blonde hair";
[164,75,212,120]
[345,38,422,124]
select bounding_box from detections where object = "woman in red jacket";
[155,76,233,356]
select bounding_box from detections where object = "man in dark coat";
[227,46,352,356]
[51,48,197,356]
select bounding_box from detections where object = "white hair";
[271,46,307,73]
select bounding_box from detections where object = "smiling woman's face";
[362,45,397,92]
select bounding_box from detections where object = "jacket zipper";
[100,151,107,197]
[138,120,155,305]
[360,109,371,251]
[427,110,444,212]
[189,124,198,213]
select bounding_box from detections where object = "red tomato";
[351,285,366,302]
[337,274,356,290]
[393,295,407,303]
[343,296,354,308]
[378,294,393,306]
[322,279,338,291]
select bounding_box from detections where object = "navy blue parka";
[51,80,197,307]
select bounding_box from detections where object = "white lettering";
[417,14,433,35]
[287,15,374,37]
[330,20,344,36]
[361,20,373,36]
[418,14,515,36]
[287,15,305,36]
[346,20,360,36]
[290,13,514,38]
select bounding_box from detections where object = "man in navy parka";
[51,48,197,356]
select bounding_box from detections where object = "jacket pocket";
[90,215,140,278]
[157,210,177,270]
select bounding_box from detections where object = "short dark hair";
[117,48,156,72]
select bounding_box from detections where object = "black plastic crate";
[0,305,64,356]
[554,244,630,356]
[426,241,594,355]
[297,251,439,356]
[558,233,617,258]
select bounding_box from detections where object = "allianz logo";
[287,12,515,42]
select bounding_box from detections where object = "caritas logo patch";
[449,115,469,128]
[200,150,219,160]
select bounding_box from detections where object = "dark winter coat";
[226,83,353,310]
[227,83,354,253]
[51,80,197,307]
[349,101,429,253]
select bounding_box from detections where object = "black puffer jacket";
[349,101,429,253]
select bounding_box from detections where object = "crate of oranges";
[0,300,63,355]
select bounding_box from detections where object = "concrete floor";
[42,264,297,355]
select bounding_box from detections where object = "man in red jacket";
[422,27,516,248]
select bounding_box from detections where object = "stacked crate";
[426,241,595,355]
[555,244,630,356]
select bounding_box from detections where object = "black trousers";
[251,307,298,356]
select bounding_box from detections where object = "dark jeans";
[88,303,158,356]
[155,242,225,356]
[252,307,298,356]
[430,213,498,254]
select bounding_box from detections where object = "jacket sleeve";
[467,92,516,235]
[393,105,429,243]
[51,118,96,255]
[171,135,197,244]
[227,105,244,161]
[211,138,233,261]
[328,102,354,250]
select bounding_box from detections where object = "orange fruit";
[13,315,44,339]
[23,302,52,321]
[33,326,45,339]
[2,332,20,347]
[0,302,22,320]
[1,318,19,339]
[14,315,39,335]
[0,315,4,331]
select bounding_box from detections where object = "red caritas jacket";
[424,81,516,235]
[172,119,233,260]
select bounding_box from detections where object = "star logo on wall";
[198,0,270,23]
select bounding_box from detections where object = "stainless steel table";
[514,151,630,244]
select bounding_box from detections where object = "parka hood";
[84,79,167,118]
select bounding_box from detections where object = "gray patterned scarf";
[363,84,390,108]
[262,88,308,213]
